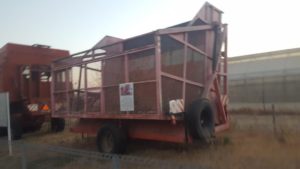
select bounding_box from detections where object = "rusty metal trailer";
[52,2,229,153]
[0,43,69,139]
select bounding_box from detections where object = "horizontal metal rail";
[158,25,213,34]
[161,72,204,88]
[53,45,155,71]
[52,112,171,120]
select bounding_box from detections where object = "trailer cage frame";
[51,2,229,151]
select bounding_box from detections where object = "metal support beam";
[158,25,212,35]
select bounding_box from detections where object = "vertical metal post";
[84,64,88,113]
[6,93,12,156]
[223,24,228,95]
[182,33,189,143]
[21,144,27,169]
[155,33,163,114]
[262,77,266,111]
[182,33,187,106]
[50,64,55,115]
[28,66,32,100]
[272,104,277,136]
[124,55,129,114]
[205,30,213,75]
[19,66,24,100]
[112,155,120,169]
[124,55,129,82]
[66,68,70,113]
[100,61,105,114]
[77,66,83,111]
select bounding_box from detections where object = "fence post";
[272,104,277,136]
[5,93,13,156]
[262,77,266,112]
[21,143,27,169]
[112,155,120,169]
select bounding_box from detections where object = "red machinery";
[0,43,69,139]
[52,2,229,153]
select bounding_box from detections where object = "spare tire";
[187,99,215,141]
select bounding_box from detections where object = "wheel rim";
[200,106,212,128]
[101,130,114,153]
[200,114,208,128]
[199,106,213,138]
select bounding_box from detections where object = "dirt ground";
[2,114,300,169]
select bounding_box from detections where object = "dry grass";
[125,130,300,169]
[4,115,300,169]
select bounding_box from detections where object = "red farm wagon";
[0,43,69,139]
[51,2,229,153]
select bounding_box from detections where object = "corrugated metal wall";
[228,48,300,112]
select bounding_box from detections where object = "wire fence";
[0,140,204,169]
[228,69,300,112]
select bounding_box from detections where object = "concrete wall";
[228,48,300,112]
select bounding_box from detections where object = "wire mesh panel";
[102,57,125,86]
[134,82,157,113]
[186,47,205,84]
[54,93,67,113]
[127,49,157,114]
[187,31,206,51]
[123,33,154,51]
[128,49,155,82]
[161,35,184,77]
[86,62,102,113]
[54,70,67,91]
[69,91,85,113]
[104,86,120,114]
[70,66,85,90]
[161,77,183,113]
[86,62,102,88]
[68,66,85,114]
[86,89,101,112]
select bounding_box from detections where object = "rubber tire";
[11,116,23,140]
[96,124,126,154]
[51,118,65,132]
[26,124,43,132]
[0,127,7,136]
[32,124,43,131]
[187,99,215,141]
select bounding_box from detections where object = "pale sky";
[1,0,300,57]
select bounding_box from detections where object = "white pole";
[6,93,12,156]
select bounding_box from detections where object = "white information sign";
[119,83,134,111]
[0,93,9,127]
[0,92,12,155]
